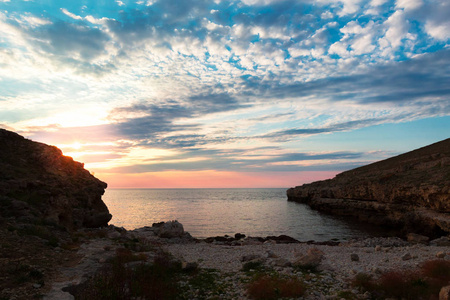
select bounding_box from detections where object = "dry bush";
[247,275,305,300]
[352,259,450,300]
[71,251,181,300]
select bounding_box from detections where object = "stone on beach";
[407,233,429,244]
[293,248,324,269]
[154,220,185,238]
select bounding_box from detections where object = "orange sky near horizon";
[95,170,339,189]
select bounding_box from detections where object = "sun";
[71,142,82,150]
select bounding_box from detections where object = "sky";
[0,0,449,188]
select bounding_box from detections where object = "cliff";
[287,138,450,236]
[0,129,111,230]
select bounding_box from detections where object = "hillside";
[287,139,450,236]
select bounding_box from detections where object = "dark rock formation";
[0,129,111,230]
[287,138,450,237]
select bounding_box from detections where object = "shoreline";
[41,221,450,300]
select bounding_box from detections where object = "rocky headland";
[0,129,111,230]
[0,129,111,299]
[287,138,450,237]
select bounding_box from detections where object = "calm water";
[103,188,388,242]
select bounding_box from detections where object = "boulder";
[154,220,184,238]
[407,233,429,244]
[293,248,324,269]
[402,253,412,261]
[350,254,360,262]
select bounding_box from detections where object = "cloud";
[252,49,450,108]
[31,21,110,61]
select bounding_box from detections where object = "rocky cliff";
[0,129,111,230]
[287,139,450,236]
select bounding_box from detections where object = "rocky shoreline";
[287,138,450,238]
[35,221,449,300]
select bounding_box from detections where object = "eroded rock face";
[0,129,111,230]
[287,138,450,236]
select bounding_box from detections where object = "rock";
[241,254,262,262]
[266,250,278,258]
[436,251,446,258]
[407,233,429,244]
[265,235,299,244]
[181,261,198,272]
[33,283,42,289]
[287,138,450,236]
[0,129,111,230]
[293,248,324,269]
[107,230,121,239]
[440,286,450,300]
[272,258,292,268]
[154,220,184,238]
[241,237,263,245]
[402,253,412,261]
[430,236,450,247]
[350,254,360,262]
[234,233,246,240]
[374,245,381,252]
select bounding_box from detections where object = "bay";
[103,188,388,242]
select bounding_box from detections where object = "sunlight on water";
[103,188,388,242]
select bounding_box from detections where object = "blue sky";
[0,0,449,187]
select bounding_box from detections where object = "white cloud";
[371,0,387,6]
[116,0,125,6]
[240,0,278,6]
[321,11,333,19]
[422,0,450,41]
[339,0,363,16]
[425,21,450,41]
[379,10,409,50]
[396,0,423,11]
[328,41,349,57]
[60,8,83,20]
[351,34,375,54]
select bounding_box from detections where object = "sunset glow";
[0,0,449,188]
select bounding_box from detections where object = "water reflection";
[103,188,389,242]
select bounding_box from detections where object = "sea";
[103,188,389,242]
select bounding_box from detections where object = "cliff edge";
[0,129,111,230]
[287,139,450,236]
